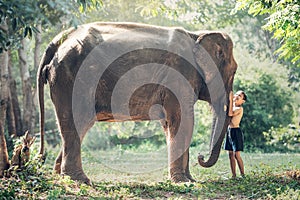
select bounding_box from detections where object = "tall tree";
[0,21,10,175]
[6,51,17,136]
[18,39,34,134]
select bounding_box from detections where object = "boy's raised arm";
[228,91,234,117]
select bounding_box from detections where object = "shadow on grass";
[0,166,299,199]
[197,171,299,199]
[87,171,300,199]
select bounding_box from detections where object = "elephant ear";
[193,32,228,85]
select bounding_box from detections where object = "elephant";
[37,22,237,184]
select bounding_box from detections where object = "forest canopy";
[235,0,300,67]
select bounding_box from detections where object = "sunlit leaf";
[79,4,84,13]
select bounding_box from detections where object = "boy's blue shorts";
[224,127,244,151]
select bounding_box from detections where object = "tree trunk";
[31,23,42,133]
[18,39,34,134]
[6,51,17,137]
[0,50,11,176]
[6,92,16,136]
[34,24,42,70]
[9,77,23,136]
[7,51,22,136]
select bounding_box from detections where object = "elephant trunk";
[198,101,229,167]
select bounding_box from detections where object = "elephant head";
[193,32,237,167]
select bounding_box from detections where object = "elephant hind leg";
[54,109,91,184]
[53,139,91,184]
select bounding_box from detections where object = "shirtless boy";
[224,90,247,178]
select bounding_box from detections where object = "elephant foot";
[62,169,91,185]
[170,173,191,183]
[185,173,196,182]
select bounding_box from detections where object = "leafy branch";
[0,0,101,52]
[234,0,300,68]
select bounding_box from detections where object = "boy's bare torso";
[229,106,243,128]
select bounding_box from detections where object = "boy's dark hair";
[239,90,247,101]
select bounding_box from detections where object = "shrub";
[234,73,294,150]
[263,124,300,152]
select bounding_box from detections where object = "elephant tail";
[37,28,74,156]
[37,42,58,156]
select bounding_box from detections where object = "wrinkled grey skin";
[37,22,237,184]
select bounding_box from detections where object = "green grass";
[1,146,300,199]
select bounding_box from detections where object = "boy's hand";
[229,91,233,102]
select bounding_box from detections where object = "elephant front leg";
[169,151,190,182]
[168,142,194,182]
[164,112,194,183]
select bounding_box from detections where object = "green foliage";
[82,123,112,150]
[264,124,300,152]
[201,170,300,199]
[83,121,165,150]
[136,0,168,18]
[86,173,300,199]
[0,142,92,199]
[1,144,300,199]
[235,73,294,150]
[234,0,300,70]
[0,0,101,52]
[0,148,52,199]
[191,102,212,148]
